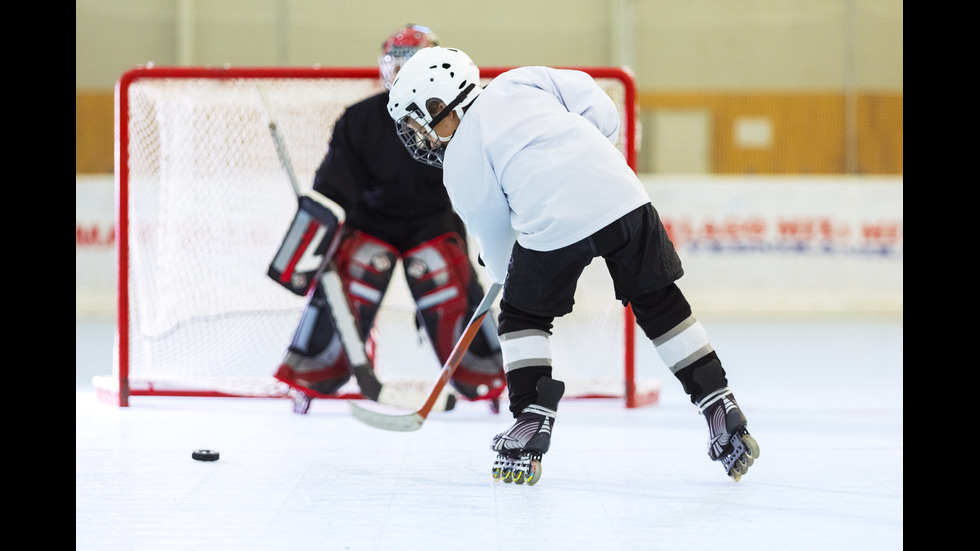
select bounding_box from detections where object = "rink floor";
[76,315,903,550]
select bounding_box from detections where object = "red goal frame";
[109,65,648,408]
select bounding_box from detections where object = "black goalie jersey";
[313,91,464,251]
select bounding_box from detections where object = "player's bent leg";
[490,303,565,485]
[488,242,591,485]
[630,283,758,480]
[629,284,728,404]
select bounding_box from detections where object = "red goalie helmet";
[379,24,440,89]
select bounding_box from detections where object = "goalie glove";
[268,190,346,296]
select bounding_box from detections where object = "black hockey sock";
[675,352,729,405]
[505,365,552,417]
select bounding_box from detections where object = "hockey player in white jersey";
[386,46,759,485]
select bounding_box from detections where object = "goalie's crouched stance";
[270,200,505,410]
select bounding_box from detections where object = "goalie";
[268,25,506,412]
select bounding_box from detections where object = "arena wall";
[76,175,902,319]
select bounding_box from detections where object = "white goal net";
[97,65,660,409]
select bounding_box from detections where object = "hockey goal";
[96,65,660,409]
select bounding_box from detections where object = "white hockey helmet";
[378,24,439,90]
[386,46,482,168]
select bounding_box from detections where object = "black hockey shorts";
[502,203,684,319]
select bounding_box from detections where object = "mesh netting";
[109,67,656,405]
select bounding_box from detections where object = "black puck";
[192,449,220,462]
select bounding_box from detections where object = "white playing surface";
[76,315,903,550]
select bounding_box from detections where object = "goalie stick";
[349,282,502,431]
[257,86,454,413]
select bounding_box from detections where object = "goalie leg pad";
[268,194,343,296]
[273,285,351,397]
[333,230,399,338]
[404,234,506,401]
[274,349,351,398]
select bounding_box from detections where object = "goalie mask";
[386,47,482,168]
[379,24,440,90]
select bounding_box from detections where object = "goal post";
[98,65,659,409]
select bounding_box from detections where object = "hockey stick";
[349,282,502,431]
[256,88,395,406]
[257,86,455,413]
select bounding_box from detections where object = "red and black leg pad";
[404,233,506,401]
[273,284,352,397]
[332,230,399,340]
[276,230,399,397]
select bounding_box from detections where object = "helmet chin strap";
[427,82,475,129]
[431,106,459,144]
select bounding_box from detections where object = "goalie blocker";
[268,191,346,296]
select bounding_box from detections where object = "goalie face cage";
[99,65,659,409]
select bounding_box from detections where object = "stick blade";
[348,401,425,432]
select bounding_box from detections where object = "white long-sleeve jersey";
[443,66,651,284]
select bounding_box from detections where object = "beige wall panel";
[75,0,903,174]
[76,0,903,90]
[76,1,178,88]
[634,0,848,90]
[854,0,904,89]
